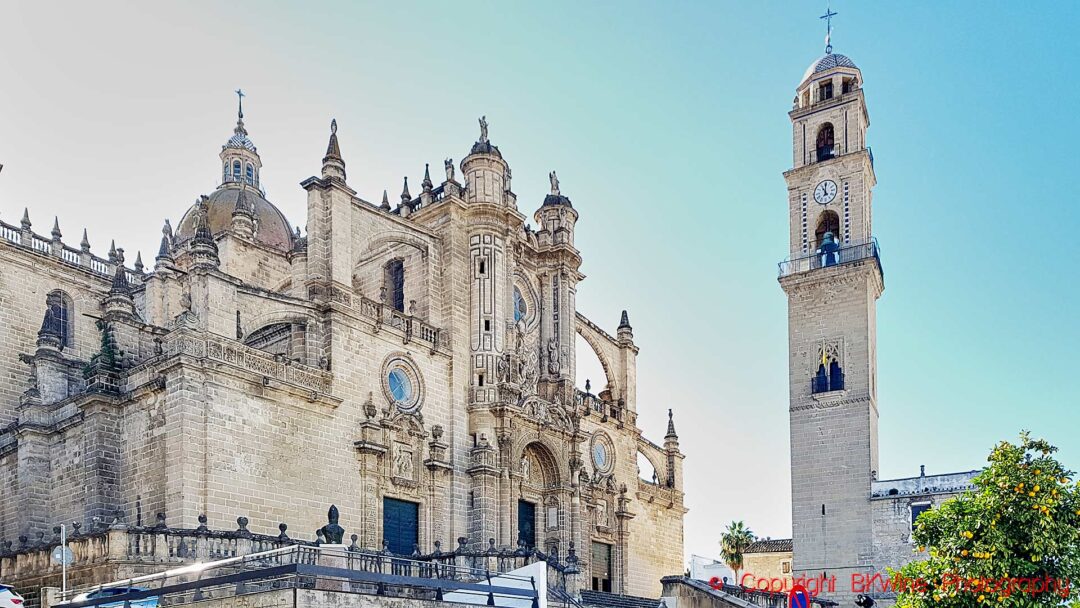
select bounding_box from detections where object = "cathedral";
[0,101,685,599]
[780,45,977,603]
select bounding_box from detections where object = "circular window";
[513,287,527,322]
[590,432,615,473]
[388,369,412,403]
[593,443,608,470]
[382,354,423,412]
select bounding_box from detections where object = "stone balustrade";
[164,329,334,395]
[0,217,143,284]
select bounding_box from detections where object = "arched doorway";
[519,442,560,549]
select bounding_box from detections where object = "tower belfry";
[779,29,883,602]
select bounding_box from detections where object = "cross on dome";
[820,2,838,54]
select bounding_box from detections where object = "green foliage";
[85,319,124,375]
[894,432,1080,607]
[720,520,756,579]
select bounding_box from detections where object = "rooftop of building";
[872,467,982,499]
[742,538,792,554]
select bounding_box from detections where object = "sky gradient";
[1,1,1078,565]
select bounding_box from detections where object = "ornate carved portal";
[513,442,567,553]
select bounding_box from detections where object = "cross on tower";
[235,89,245,119]
[820,3,838,54]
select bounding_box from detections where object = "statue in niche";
[39,292,64,338]
[496,354,510,383]
[394,446,414,479]
[513,323,525,355]
[547,337,560,375]
[521,456,531,480]
[444,158,455,182]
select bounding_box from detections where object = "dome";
[542,193,573,208]
[175,185,294,252]
[225,130,257,152]
[469,140,502,158]
[801,53,858,86]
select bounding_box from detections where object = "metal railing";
[59,544,542,608]
[778,238,882,279]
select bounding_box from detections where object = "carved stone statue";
[394,446,413,479]
[505,167,512,192]
[547,337,560,375]
[496,354,509,383]
[38,292,64,339]
[444,158,455,182]
[318,505,345,544]
[478,116,489,143]
[549,171,560,196]
[521,456,531,480]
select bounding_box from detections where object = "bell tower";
[779,42,883,600]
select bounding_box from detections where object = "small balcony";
[778,238,883,279]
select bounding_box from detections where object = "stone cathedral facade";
[780,49,977,604]
[0,107,685,598]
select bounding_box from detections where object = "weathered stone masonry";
[0,108,685,599]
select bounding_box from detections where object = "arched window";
[45,290,74,349]
[812,353,845,394]
[232,160,242,180]
[814,211,841,251]
[383,259,405,312]
[245,163,254,185]
[816,123,835,161]
[513,286,527,322]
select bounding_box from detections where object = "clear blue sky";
[1,1,1078,565]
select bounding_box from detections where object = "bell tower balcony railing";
[778,237,883,279]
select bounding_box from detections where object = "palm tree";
[720,520,756,583]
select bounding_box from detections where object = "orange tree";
[893,433,1080,607]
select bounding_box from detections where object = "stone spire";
[665,408,678,441]
[189,196,220,270]
[20,208,30,230]
[663,408,680,489]
[80,229,91,252]
[110,249,129,293]
[422,163,433,192]
[133,252,144,274]
[321,119,347,181]
[380,190,391,211]
[50,217,62,240]
[617,309,634,344]
[104,248,136,319]
[230,186,256,239]
[398,177,413,218]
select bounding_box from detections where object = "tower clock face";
[814,180,838,205]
